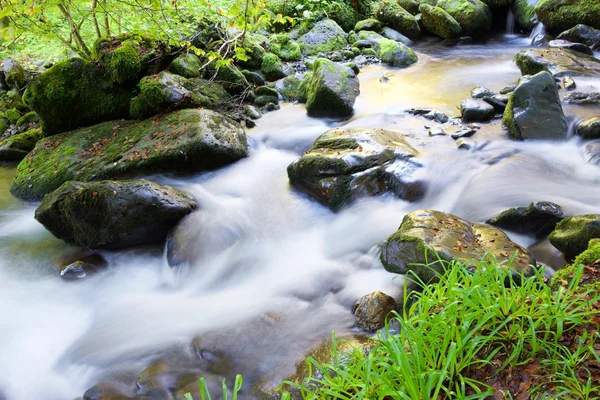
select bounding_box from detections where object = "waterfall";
[506,9,515,35]
[529,22,546,45]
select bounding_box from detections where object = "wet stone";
[548,40,594,56]
[460,99,495,122]
[549,214,600,260]
[470,86,495,99]
[487,201,565,238]
[483,94,509,113]
[564,92,600,105]
[59,261,101,280]
[562,76,577,91]
[428,126,447,136]
[353,291,397,331]
[456,138,475,150]
[500,84,517,94]
[577,118,600,140]
[451,127,477,139]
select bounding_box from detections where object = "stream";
[1,34,600,400]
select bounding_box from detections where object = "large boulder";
[11,109,248,200]
[549,215,600,260]
[287,128,424,211]
[0,128,44,162]
[35,180,197,249]
[512,0,537,31]
[556,24,600,50]
[304,58,360,118]
[22,58,133,135]
[378,39,418,67]
[502,71,568,140]
[515,48,600,77]
[269,34,302,61]
[374,1,421,39]
[437,0,492,35]
[298,19,348,56]
[419,4,462,39]
[486,201,565,238]
[380,209,536,282]
[261,53,286,81]
[535,0,600,33]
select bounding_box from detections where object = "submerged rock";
[353,291,397,331]
[287,128,424,211]
[515,48,600,77]
[548,40,594,56]
[549,215,600,260]
[535,0,600,33]
[564,92,600,105]
[305,58,360,118]
[35,180,197,249]
[556,24,600,50]
[59,260,102,280]
[298,19,348,56]
[487,201,565,238]
[577,118,600,140]
[11,109,248,200]
[502,71,568,140]
[460,99,495,122]
[380,209,536,282]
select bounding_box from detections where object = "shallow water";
[1,36,600,399]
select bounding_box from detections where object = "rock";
[584,141,600,165]
[564,91,600,105]
[374,1,421,39]
[451,127,476,139]
[515,48,600,78]
[549,215,600,260]
[353,291,397,331]
[269,34,302,61]
[577,118,600,140]
[22,58,133,135]
[500,84,517,94]
[487,201,564,238]
[456,138,475,150]
[242,70,265,87]
[275,75,306,102]
[304,58,360,118]
[35,180,197,249]
[243,105,262,120]
[169,53,202,78]
[471,86,494,99]
[83,383,131,400]
[512,0,536,31]
[205,62,250,95]
[479,0,511,6]
[483,94,509,113]
[556,24,600,50]
[550,239,600,292]
[399,0,420,14]
[11,109,248,200]
[408,107,449,123]
[380,209,536,282]
[261,53,286,81]
[59,261,102,280]
[502,71,568,140]
[299,19,348,56]
[0,128,44,162]
[535,0,600,33]
[460,99,495,122]
[16,111,39,128]
[238,34,267,69]
[562,76,576,91]
[287,128,424,211]
[129,72,230,119]
[429,126,447,136]
[437,0,492,35]
[378,39,418,68]
[419,4,462,39]
[380,27,413,45]
[3,58,27,91]
[354,19,382,32]
[548,40,594,56]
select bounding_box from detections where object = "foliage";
[289,260,600,399]
[184,374,243,400]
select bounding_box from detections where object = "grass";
[184,374,243,400]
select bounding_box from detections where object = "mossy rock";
[3,58,27,91]
[0,90,26,113]
[16,111,39,128]
[549,215,600,260]
[514,48,600,77]
[238,34,267,69]
[22,58,133,135]
[305,58,360,118]
[11,109,248,200]
[355,18,382,32]
[378,38,418,67]
[0,128,45,162]
[512,0,536,30]
[261,53,286,81]
[419,4,462,39]
[381,209,536,283]
[479,0,511,7]
[299,19,349,56]
[5,108,21,124]
[269,34,302,61]
[331,1,362,32]
[436,0,492,35]
[374,1,421,39]
[535,0,600,33]
[241,70,265,86]
[398,0,420,14]
[550,239,600,293]
[287,128,423,211]
[486,201,564,238]
[275,75,306,102]
[205,62,250,95]
[556,24,600,49]
[169,53,202,78]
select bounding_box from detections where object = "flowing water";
[1,36,600,400]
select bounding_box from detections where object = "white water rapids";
[1,37,600,399]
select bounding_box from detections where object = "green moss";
[502,94,521,140]
[107,40,142,84]
[515,50,548,76]
[269,34,302,61]
[512,0,536,30]
[362,48,378,56]
[0,118,7,134]
[255,95,279,106]
[436,0,492,34]
[0,128,45,161]
[549,215,600,260]
[16,111,39,127]
[238,34,267,69]
[169,53,202,78]
[298,19,349,56]
[398,0,420,15]
[535,0,600,33]
[419,4,462,39]
[378,38,418,67]
[5,108,21,124]
[208,62,249,95]
[374,1,421,39]
[261,53,285,81]
[550,239,600,292]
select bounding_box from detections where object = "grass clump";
[290,259,600,399]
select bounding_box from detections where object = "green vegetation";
[184,375,243,400]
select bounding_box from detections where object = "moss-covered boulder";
[398,0,421,14]
[205,62,249,95]
[513,0,536,30]
[237,34,267,69]
[437,0,492,35]
[0,128,45,161]
[11,109,248,200]
[378,38,418,67]
[331,1,362,32]
[169,53,202,78]
[486,201,564,238]
[287,128,424,211]
[305,58,360,118]
[374,1,421,39]
[549,215,600,260]
[269,34,302,61]
[557,24,600,50]
[129,72,230,119]
[550,239,600,293]
[299,19,348,56]
[16,111,39,128]
[535,0,600,33]
[35,180,197,249]
[515,48,600,77]
[502,71,568,140]
[261,53,286,81]
[355,18,383,32]
[381,209,536,282]
[3,58,27,91]
[275,75,306,102]
[419,4,462,39]
[577,117,600,140]
[479,0,511,7]
[22,58,133,135]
